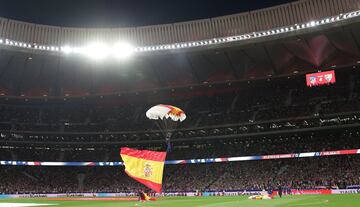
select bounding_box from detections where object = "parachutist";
[146,104,186,152]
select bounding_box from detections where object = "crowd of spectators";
[0,67,358,135]
[0,155,359,194]
[0,129,359,161]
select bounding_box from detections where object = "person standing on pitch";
[277,184,283,198]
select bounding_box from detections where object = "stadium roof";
[1,0,296,27]
[0,0,359,98]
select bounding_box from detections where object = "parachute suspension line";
[146,104,186,153]
[155,120,172,152]
[163,119,172,152]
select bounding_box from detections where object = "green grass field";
[1,194,360,207]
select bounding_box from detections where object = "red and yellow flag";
[140,192,157,201]
[120,147,166,193]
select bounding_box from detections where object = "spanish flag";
[120,147,166,193]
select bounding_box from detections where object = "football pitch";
[1,194,360,207]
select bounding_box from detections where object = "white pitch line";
[0,203,58,207]
[290,200,329,206]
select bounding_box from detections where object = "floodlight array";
[0,10,358,60]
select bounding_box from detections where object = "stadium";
[1,0,360,206]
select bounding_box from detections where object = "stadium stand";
[1,156,359,194]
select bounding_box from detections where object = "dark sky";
[0,0,297,27]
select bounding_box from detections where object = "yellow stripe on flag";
[121,154,165,184]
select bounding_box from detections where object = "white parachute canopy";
[146,104,186,122]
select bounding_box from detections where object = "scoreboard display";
[306,70,336,87]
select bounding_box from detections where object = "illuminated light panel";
[82,43,109,59]
[112,42,134,59]
[0,9,358,58]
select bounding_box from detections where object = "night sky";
[0,0,297,27]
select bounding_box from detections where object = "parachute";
[146,104,186,151]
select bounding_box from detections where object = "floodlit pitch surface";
[1,194,360,207]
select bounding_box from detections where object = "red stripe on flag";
[120,147,166,162]
[125,170,162,193]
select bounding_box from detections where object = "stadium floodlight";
[61,45,73,54]
[73,47,82,53]
[310,21,316,27]
[112,42,134,59]
[82,42,109,60]
[0,39,3,44]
